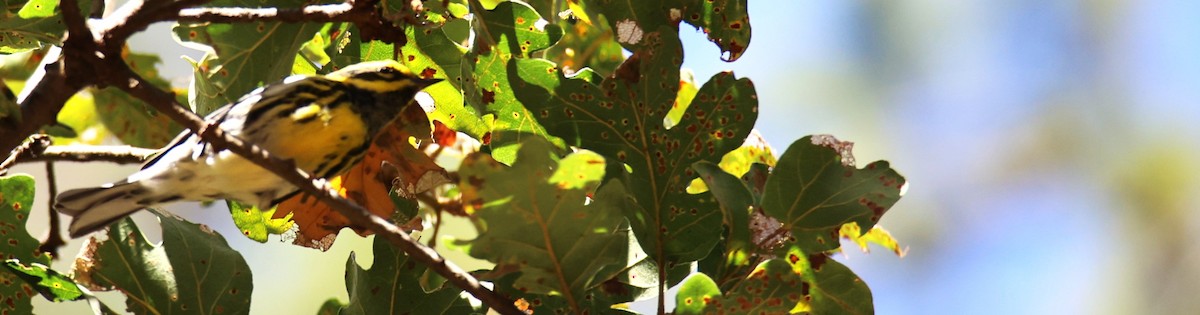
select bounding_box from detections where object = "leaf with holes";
[91,51,183,148]
[72,218,177,313]
[4,259,84,302]
[340,235,474,315]
[515,26,759,264]
[73,214,253,314]
[457,138,628,313]
[275,103,448,251]
[590,0,669,52]
[762,135,906,253]
[680,0,751,61]
[0,174,50,314]
[462,1,564,163]
[398,24,487,139]
[174,1,322,114]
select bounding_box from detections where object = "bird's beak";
[418,77,444,89]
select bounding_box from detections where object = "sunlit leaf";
[839,223,906,257]
[673,273,720,315]
[0,0,92,53]
[228,201,294,243]
[3,259,84,302]
[0,174,50,314]
[787,248,873,314]
[463,1,564,162]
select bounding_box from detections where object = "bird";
[54,60,441,237]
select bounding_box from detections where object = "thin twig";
[38,160,66,258]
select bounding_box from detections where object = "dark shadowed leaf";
[762,135,906,253]
[341,236,472,315]
[457,138,628,312]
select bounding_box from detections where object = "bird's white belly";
[133,149,295,208]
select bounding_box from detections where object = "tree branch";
[3,0,523,313]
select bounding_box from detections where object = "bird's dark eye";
[379,67,397,75]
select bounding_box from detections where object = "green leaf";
[74,214,254,314]
[0,0,91,53]
[174,2,322,114]
[159,212,254,314]
[72,218,177,314]
[0,174,50,314]
[91,51,183,148]
[680,0,751,61]
[517,27,759,263]
[16,0,56,18]
[228,201,294,243]
[692,161,756,289]
[786,248,873,314]
[463,1,564,162]
[0,79,18,123]
[591,0,669,53]
[3,259,84,301]
[316,298,345,315]
[704,258,807,314]
[396,23,487,139]
[458,138,629,312]
[762,135,906,253]
[341,236,470,315]
[544,4,624,77]
[673,273,720,315]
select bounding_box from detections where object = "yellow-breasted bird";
[55,60,440,237]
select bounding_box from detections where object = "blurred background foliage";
[9,0,1200,314]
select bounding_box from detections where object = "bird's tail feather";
[55,181,160,237]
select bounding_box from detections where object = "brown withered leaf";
[274,103,450,251]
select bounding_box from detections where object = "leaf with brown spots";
[0,0,93,54]
[275,103,450,251]
[0,174,50,314]
[74,213,253,314]
[463,1,565,163]
[762,135,906,253]
[341,234,475,315]
[704,259,807,314]
[544,2,625,77]
[515,27,759,264]
[91,50,184,148]
[681,0,752,61]
[787,248,874,315]
[457,138,628,313]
